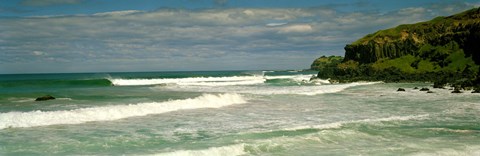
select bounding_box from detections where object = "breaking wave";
[109,74,321,86]
[0,93,246,129]
[283,114,430,131]
[154,144,247,156]
[155,81,380,95]
[110,76,266,86]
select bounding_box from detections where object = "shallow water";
[1,71,479,155]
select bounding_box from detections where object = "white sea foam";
[425,128,477,133]
[412,145,480,156]
[283,114,429,131]
[110,74,322,86]
[309,78,331,84]
[110,76,265,86]
[9,97,35,103]
[298,82,380,95]
[264,74,314,81]
[283,122,344,131]
[0,93,246,129]
[160,81,379,96]
[56,98,73,101]
[357,114,430,122]
[153,144,246,156]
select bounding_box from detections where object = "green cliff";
[315,7,480,88]
[344,7,480,64]
[310,56,343,71]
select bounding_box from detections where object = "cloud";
[93,10,144,16]
[214,0,228,6]
[0,2,477,73]
[266,22,288,27]
[278,24,313,33]
[20,0,83,6]
[397,7,428,15]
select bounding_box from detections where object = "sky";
[1,0,479,74]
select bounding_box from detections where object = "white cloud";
[1,3,477,73]
[266,22,288,27]
[278,24,313,33]
[93,10,143,16]
[398,7,427,15]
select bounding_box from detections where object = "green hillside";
[344,7,480,64]
[315,7,480,88]
[310,56,343,71]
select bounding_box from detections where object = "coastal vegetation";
[312,7,480,89]
[310,55,343,71]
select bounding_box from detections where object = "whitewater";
[1,70,479,155]
[0,93,246,129]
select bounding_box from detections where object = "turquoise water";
[0,71,479,155]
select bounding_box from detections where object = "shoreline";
[312,76,480,93]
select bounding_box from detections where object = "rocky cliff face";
[344,7,480,64]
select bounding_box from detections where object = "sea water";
[0,71,479,155]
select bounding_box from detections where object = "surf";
[109,76,266,86]
[282,114,430,131]
[155,81,380,95]
[109,73,321,87]
[0,93,246,129]
[154,144,247,156]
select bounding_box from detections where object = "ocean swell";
[0,79,112,88]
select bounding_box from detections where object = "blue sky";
[0,0,479,74]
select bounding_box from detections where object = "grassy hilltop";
[314,7,480,88]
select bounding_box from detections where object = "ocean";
[0,70,479,155]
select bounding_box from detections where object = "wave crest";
[283,114,430,131]
[109,74,322,86]
[0,93,246,129]
[154,144,246,156]
[110,76,266,86]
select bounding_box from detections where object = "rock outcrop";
[420,88,429,91]
[35,95,55,101]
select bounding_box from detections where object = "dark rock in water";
[413,87,419,89]
[35,95,55,101]
[451,86,463,93]
[472,89,480,93]
[419,88,429,91]
[451,89,462,93]
[433,82,445,89]
[427,91,434,93]
[397,88,406,91]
